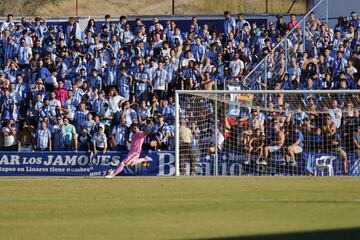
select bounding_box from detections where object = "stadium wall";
[0,151,359,176]
[311,0,360,25]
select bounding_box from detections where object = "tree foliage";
[0,0,62,16]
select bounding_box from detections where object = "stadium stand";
[0,10,359,174]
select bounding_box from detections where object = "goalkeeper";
[105,122,154,178]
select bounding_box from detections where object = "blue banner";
[0,150,358,176]
[0,151,175,176]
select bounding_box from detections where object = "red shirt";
[288,20,299,30]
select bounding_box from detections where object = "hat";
[0,70,4,76]
[99,123,105,129]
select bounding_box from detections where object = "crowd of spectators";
[0,10,358,161]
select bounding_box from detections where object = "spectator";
[18,120,35,152]
[62,117,77,151]
[223,11,236,37]
[35,120,52,151]
[262,119,285,165]
[78,127,92,151]
[179,118,196,175]
[52,116,65,151]
[244,128,264,165]
[2,119,17,151]
[92,123,107,155]
[0,10,356,178]
[111,117,129,151]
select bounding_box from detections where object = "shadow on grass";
[193,227,360,240]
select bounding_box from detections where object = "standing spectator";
[153,114,172,150]
[236,13,250,35]
[153,61,168,100]
[18,120,35,152]
[62,117,77,151]
[179,118,196,175]
[288,14,299,30]
[0,14,15,35]
[229,52,244,78]
[108,87,124,113]
[66,17,82,42]
[74,102,89,132]
[2,119,17,151]
[17,38,32,69]
[83,112,95,134]
[329,99,342,129]
[191,37,205,63]
[35,120,52,151]
[223,11,236,37]
[54,80,68,106]
[52,117,65,151]
[332,51,347,77]
[111,117,129,151]
[44,69,58,92]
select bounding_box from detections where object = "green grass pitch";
[0,177,359,240]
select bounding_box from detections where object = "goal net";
[175,90,360,176]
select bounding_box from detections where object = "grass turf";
[0,177,359,240]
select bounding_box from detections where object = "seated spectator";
[322,114,348,175]
[244,128,264,164]
[284,124,304,166]
[262,119,285,165]
[78,128,92,152]
[92,123,107,155]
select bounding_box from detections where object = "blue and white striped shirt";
[36,128,51,150]
[74,110,89,131]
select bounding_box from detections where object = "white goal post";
[175,90,360,176]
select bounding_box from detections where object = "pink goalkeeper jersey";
[129,131,146,154]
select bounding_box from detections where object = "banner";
[0,151,175,176]
[0,150,358,176]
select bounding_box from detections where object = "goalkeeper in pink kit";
[105,122,154,178]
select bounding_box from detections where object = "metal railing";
[243,0,328,90]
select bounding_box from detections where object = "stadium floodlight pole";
[175,92,180,176]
